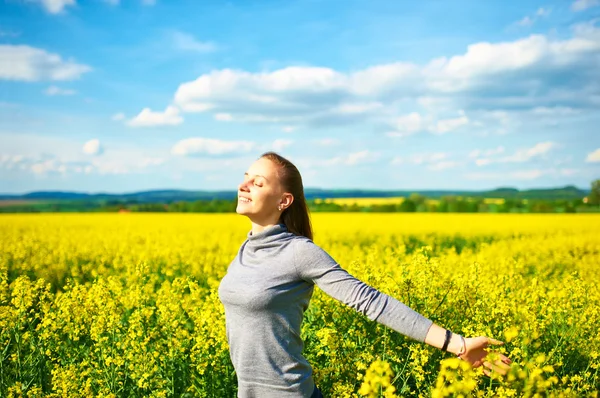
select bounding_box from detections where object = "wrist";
[448,333,464,356]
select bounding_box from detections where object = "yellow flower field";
[1,213,599,397]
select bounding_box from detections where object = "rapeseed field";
[1,213,598,397]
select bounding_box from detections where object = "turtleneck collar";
[246,222,290,245]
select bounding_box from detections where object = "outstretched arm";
[293,238,512,376]
[293,238,433,342]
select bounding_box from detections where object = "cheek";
[255,190,277,209]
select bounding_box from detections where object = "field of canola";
[1,213,599,397]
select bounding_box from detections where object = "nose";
[238,180,250,193]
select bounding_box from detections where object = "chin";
[236,206,251,216]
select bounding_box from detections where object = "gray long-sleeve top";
[217,223,433,398]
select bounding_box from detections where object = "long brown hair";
[259,151,313,240]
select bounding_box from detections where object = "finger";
[487,338,504,346]
[494,359,511,372]
[484,360,509,376]
[499,354,512,364]
[483,368,491,377]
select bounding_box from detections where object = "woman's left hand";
[459,336,512,376]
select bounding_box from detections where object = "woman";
[217,152,511,398]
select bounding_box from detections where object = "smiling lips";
[239,197,252,203]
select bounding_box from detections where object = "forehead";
[246,157,278,180]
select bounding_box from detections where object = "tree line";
[2,180,598,214]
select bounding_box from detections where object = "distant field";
[0,200,44,207]
[316,197,508,206]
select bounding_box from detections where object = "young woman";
[217,151,512,398]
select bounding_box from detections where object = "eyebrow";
[244,172,269,182]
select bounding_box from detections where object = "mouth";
[238,197,252,203]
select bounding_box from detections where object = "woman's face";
[237,157,293,222]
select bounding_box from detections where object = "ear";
[279,192,294,210]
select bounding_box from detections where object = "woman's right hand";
[459,336,512,376]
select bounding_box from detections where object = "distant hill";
[0,185,590,203]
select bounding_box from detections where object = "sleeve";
[293,238,433,343]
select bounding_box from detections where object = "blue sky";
[1,0,599,194]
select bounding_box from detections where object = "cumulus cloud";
[0,45,91,81]
[130,20,600,133]
[171,137,255,157]
[44,85,76,96]
[586,148,600,162]
[127,105,183,127]
[571,0,599,11]
[82,139,103,156]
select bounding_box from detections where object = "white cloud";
[127,105,183,127]
[271,139,293,151]
[474,142,556,166]
[171,138,255,157]
[282,126,296,133]
[171,31,216,53]
[427,161,460,171]
[387,112,425,137]
[111,112,126,121]
[586,148,600,162]
[129,22,600,132]
[431,112,469,134]
[571,0,599,11]
[502,141,555,162]
[516,7,551,26]
[82,139,102,156]
[0,45,91,81]
[0,153,93,176]
[35,0,76,14]
[0,133,170,177]
[44,85,76,96]
[214,113,233,121]
[388,111,468,137]
[469,146,505,158]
